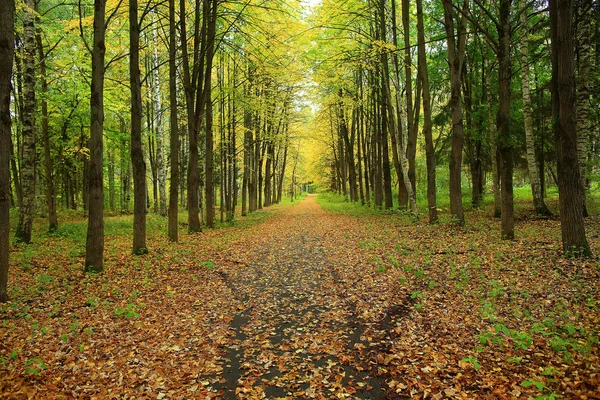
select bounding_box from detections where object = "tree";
[497,0,514,239]
[442,0,468,225]
[549,0,591,256]
[36,14,59,232]
[575,0,593,215]
[130,0,147,254]
[417,0,437,223]
[519,0,551,216]
[15,0,37,244]
[168,0,179,242]
[85,0,107,272]
[0,0,15,302]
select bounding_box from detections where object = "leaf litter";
[1,195,599,399]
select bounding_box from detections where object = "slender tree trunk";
[242,80,252,216]
[9,136,21,209]
[400,0,417,199]
[204,0,218,228]
[549,0,591,256]
[417,0,437,223]
[182,0,206,232]
[443,0,467,224]
[520,0,550,216]
[85,0,107,272]
[151,15,167,218]
[498,0,514,239]
[168,0,179,241]
[486,58,501,218]
[36,22,58,231]
[16,0,37,244]
[0,0,15,302]
[130,0,147,254]
[108,148,115,210]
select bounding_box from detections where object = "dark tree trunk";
[36,22,58,232]
[85,0,107,272]
[417,0,437,223]
[400,0,417,200]
[130,0,147,254]
[549,0,591,255]
[204,0,218,228]
[168,0,179,242]
[16,0,37,244]
[498,0,514,240]
[443,0,467,225]
[0,0,15,302]
[242,79,252,216]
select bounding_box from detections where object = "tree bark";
[130,0,147,254]
[0,0,15,302]
[168,0,179,242]
[520,0,550,216]
[443,0,467,224]
[417,0,437,223]
[204,0,218,228]
[400,0,417,200]
[498,0,514,240]
[85,0,107,272]
[16,0,37,244]
[575,1,592,215]
[36,20,58,232]
[549,0,591,256]
[485,57,501,218]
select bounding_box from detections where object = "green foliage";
[200,261,216,269]
[460,356,481,370]
[113,303,140,319]
[24,358,47,375]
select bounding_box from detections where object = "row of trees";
[310,0,596,255]
[0,0,309,301]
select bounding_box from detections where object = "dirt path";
[214,195,389,399]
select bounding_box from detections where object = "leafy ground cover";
[1,194,599,399]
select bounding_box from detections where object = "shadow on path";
[213,195,393,399]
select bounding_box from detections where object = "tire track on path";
[214,195,389,399]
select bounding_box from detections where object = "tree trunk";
[498,0,514,240]
[85,0,107,272]
[151,15,167,218]
[168,0,179,241]
[16,0,37,244]
[400,0,417,200]
[443,0,467,224]
[108,148,115,210]
[181,0,206,232]
[486,58,501,218]
[520,0,551,216]
[575,1,592,215]
[417,0,437,223]
[36,21,58,232]
[242,79,252,216]
[549,0,591,256]
[0,0,15,302]
[204,0,217,228]
[130,0,147,254]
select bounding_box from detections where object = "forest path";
[214,195,390,399]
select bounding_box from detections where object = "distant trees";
[311,0,595,254]
[0,0,597,301]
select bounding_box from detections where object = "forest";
[0,0,599,398]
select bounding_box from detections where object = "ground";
[1,194,599,399]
